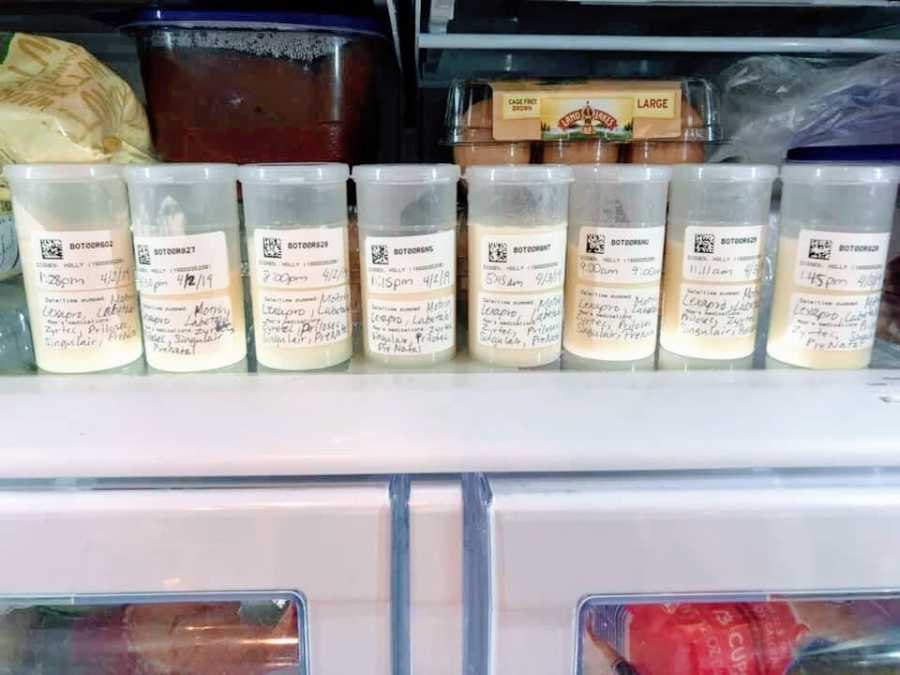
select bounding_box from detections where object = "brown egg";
[453,141,532,171]
[626,99,706,164]
[453,97,532,170]
[542,139,618,164]
[626,140,706,164]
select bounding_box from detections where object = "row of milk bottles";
[4,161,898,373]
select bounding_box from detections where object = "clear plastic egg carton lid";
[444,77,721,148]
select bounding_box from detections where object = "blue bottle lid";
[126,10,385,38]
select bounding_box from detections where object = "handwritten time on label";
[787,292,880,351]
[794,230,890,292]
[679,283,760,338]
[577,226,665,284]
[135,232,229,296]
[365,231,455,294]
[254,227,348,290]
[478,291,562,349]
[33,230,135,293]
[260,288,350,347]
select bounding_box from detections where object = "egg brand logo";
[558,101,617,133]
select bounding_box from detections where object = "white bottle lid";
[352,164,459,185]
[4,163,122,183]
[239,163,349,185]
[464,165,574,184]
[570,164,672,183]
[122,163,238,184]
[671,163,778,183]
[781,163,900,185]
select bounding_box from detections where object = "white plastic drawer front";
[485,473,900,675]
[0,485,391,675]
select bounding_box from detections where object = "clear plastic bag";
[710,54,900,164]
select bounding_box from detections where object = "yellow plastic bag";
[0,32,155,278]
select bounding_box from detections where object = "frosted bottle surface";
[125,164,247,372]
[659,164,776,361]
[767,164,900,369]
[353,164,459,367]
[465,165,573,368]
[6,165,143,373]
[241,163,352,371]
[563,165,671,363]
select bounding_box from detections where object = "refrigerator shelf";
[1,368,898,480]
[419,32,900,53]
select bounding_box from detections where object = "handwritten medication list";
[135,232,237,357]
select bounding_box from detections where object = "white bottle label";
[785,291,881,352]
[682,225,764,283]
[366,297,454,356]
[259,287,350,348]
[678,283,760,338]
[31,230,135,292]
[134,232,230,295]
[0,203,18,274]
[364,231,454,293]
[576,226,664,284]
[476,291,563,349]
[254,227,347,289]
[30,230,141,350]
[572,285,659,343]
[141,295,238,357]
[480,229,566,292]
[793,230,890,292]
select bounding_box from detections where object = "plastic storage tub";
[130,11,394,164]
[445,78,720,168]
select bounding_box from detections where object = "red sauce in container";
[132,13,390,164]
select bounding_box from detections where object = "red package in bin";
[584,600,900,675]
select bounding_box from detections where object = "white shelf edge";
[0,369,898,479]
[419,32,900,53]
